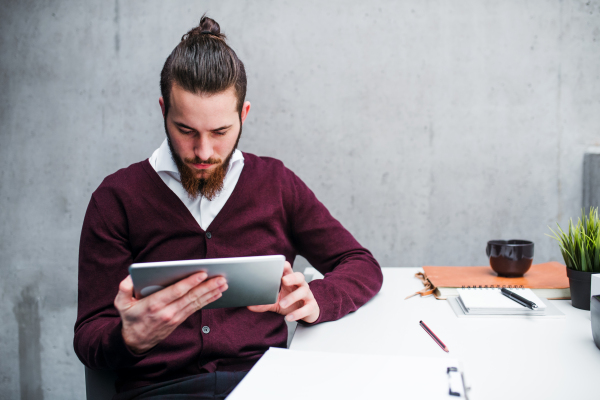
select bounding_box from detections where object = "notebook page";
[457,288,546,311]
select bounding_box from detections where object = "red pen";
[419,320,449,352]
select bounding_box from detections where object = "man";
[75,15,382,399]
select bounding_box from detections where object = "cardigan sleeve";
[285,169,383,325]
[73,193,147,370]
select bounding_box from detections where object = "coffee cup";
[486,240,534,277]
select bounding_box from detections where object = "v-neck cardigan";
[74,152,383,393]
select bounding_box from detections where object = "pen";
[419,320,449,353]
[501,288,538,310]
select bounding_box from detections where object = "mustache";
[183,156,221,165]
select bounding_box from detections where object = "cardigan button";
[206,232,212,239]
[202,326,210,334]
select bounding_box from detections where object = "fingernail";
[220,284,228,291]
[217,277,226,285]
[279,300,288,308]
[197,273,207,282]
[286,314,295,321]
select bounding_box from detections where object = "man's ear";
[159,97,166,118]
[240,101,251,125]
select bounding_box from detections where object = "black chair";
[85,367,117,400]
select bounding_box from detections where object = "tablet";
[129,255,285,309]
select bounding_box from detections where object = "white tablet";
[129,255,285,309]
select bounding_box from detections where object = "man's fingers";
[170,277,227,314]
[247,304,274,313]
[183,277,227,307]
[176,284,227,320]
[187,280,228,309]
[278,284,309,309]
[285,300,319,323]
[282,271,306,287]
[281,262,293,277]
[154,271,209,305]
[114,275,135,310]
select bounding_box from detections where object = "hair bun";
[182,14,226,41]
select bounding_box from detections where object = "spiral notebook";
[456,288,546,315]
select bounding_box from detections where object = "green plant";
[548,207,600,272]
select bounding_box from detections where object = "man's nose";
[194,134,214,161]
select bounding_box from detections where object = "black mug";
[486,240,534,277]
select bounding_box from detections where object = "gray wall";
[584,150,600,210]
[2,0,599,398]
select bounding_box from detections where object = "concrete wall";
[584,150,600,211]
[1,0,599,398]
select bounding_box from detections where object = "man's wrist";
[121,327,153,355]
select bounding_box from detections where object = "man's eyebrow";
[173,122,232,132]
[210,124,233,132]
[174,122,196,131]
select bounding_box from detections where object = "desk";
[290,268,600,400]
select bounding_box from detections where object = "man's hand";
[114,272,228,354]
[247,262,320,323]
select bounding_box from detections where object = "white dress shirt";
[148,138,245,230]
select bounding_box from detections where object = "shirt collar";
[154,138,244,177]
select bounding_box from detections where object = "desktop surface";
[290,268,599,400]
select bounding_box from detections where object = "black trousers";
[113,371,249,400]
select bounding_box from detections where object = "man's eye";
[214,130,226,136]
[179,129,194,135]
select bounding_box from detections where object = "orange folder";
[420,262,570,300]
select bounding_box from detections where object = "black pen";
[501,288,538,310]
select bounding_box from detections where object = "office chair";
[85,367,117,400]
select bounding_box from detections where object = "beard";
[165,121,241,201]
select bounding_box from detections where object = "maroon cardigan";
[74,153,382,392]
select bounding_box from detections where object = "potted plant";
[549,207,600,310]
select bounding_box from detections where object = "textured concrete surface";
[1,0,600,398]
[583,150,600,211]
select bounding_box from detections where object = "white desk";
[290,268,600,400]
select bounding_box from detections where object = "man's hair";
[160,15,247,116]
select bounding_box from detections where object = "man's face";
[160,84,250,200]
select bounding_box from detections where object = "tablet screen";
[129,255,285,309]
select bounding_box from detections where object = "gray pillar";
[583,149,600,211]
